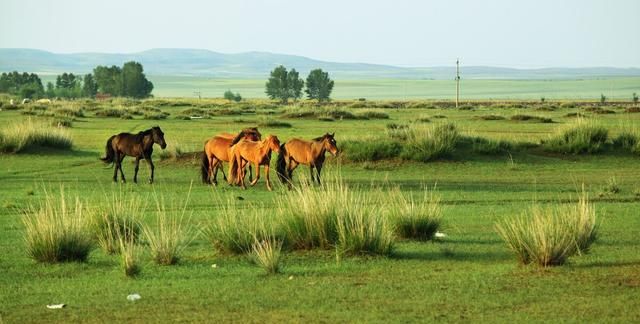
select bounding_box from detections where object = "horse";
[200,127,261,185]
[101,126,167,184]
[228,135,281,191]
[276,133,338,188]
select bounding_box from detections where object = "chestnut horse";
[276,133,338,187]
[101,126,167,184]
[228,135,281,191]
[200,127,261,185]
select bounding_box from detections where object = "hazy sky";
[1,0,638,68]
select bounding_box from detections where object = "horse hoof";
[148,180,154,184]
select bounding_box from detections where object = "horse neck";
[142,133,155,150]
[310,140,326,159]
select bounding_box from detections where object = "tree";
[45,82,55,98]
[82,74,98,98]
[287,68,304,102]
[600,93,607,104]
[305,69,334,102]
[633,92,638,104]
[93,65,123,96]
[121,61,154,98]
[0,71,44,98]
[265,65,304,104]
[55,73,77,89]
[224,90,242,102]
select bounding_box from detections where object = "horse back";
[205,136,234,161]
[285,139,317,165]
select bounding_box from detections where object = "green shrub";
[612,132,638,151]
[467,136,513,154]
[54,107,84,118]
[478,115,506,121]
[143,112,169,120]
[400,123,460,162]
[22,189,94,263]
[92,193,143,255]
[544,120,608,154]
[95,108,126,117]
[251,237,283,274]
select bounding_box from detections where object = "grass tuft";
[387,188,442,241]
[0,119,73,153]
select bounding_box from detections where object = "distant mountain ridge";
[0,48,639,79]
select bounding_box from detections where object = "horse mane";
[135,128,153,141]
[230,131,245,146]
[312,134,326,141]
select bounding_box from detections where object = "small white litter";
[288,276,294,280]
[127,293,141,302]
[190,116,203,120]
[46,304,65,309]
[435,232,447,238]
[211,264,218,268]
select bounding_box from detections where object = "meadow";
[1,96,640,322]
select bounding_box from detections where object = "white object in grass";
[127,294,141,302]
[435,232,447,238]
[46,304,65,309]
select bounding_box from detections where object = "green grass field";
[144,76,640,100]
[1,98,640,322]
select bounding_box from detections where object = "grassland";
[143,76,640,100]
[1,97,640,322]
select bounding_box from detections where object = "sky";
[1,0,638,68]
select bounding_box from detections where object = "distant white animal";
[36,98,52,104]
[21,98,31,104]
[9,99,15,105]
[435,232,447,238]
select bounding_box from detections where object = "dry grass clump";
[0,119,73,153]
[543,119,608,154]
[386,188,442,241]
[92,192,143,255]
[142,196,196,265]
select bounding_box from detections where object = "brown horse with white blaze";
[228,135,281,191]
[201,128,261,185]
[101,126,167,184]
[276,133,338,187]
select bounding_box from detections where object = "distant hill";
[1,48,639,79]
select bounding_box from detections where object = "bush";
[54,107,84,118]
[143,112,169,120]
[612,132,638,151]
[477,115,506,121]
[467,136,513,155]
[95,108,126,117]
[224,90,242,102]
[341,139,402,162]
[496,191,597,267]
[0,119,73,153]
[400,123,460,162]
[387,188,442,241]
[51,117,73,128]
[543,120,608,154]
[22,189,94,263]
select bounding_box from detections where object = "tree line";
[0,61,154,99]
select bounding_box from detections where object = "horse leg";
[210,157,218,185]
[146,157,155,184]
[248,164,253,182]
[112,152,119,182]
[265,164,272,191]
[238,157,246,190]
[118,155,126,183]
[315,163,323,185]
[309,165,315,185]
[133,157,141,184]
[250,163,260,186]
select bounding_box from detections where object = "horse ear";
[331,132,335,137]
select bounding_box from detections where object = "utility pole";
[455,58,460,108]
[193,91,201,100]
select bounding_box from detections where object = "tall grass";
[142,196,196,265]
[544,119,608,154]
[400,123,460,162]
[387,188,442,241]
[0,119,73,153]
[22,188,94,263]
[496,191,598,267]
[277,176,394,255]
[203,200,281,254]
[92,192,143,255]
[251,236,283,274]
[117,224,140,277]
[340,138,402,162]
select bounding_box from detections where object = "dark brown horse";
[276,133,338,188]
[101,126,167,184]
[200,127,261,185]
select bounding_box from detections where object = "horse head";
[152,126,167,149]
[243,127,261,141]
[322,133,338,156]
[266,135,281,153]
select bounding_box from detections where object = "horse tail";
[276,143,288,184]
[100,135,116,164]
[228,153,239,185]
[200,146,210,184]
